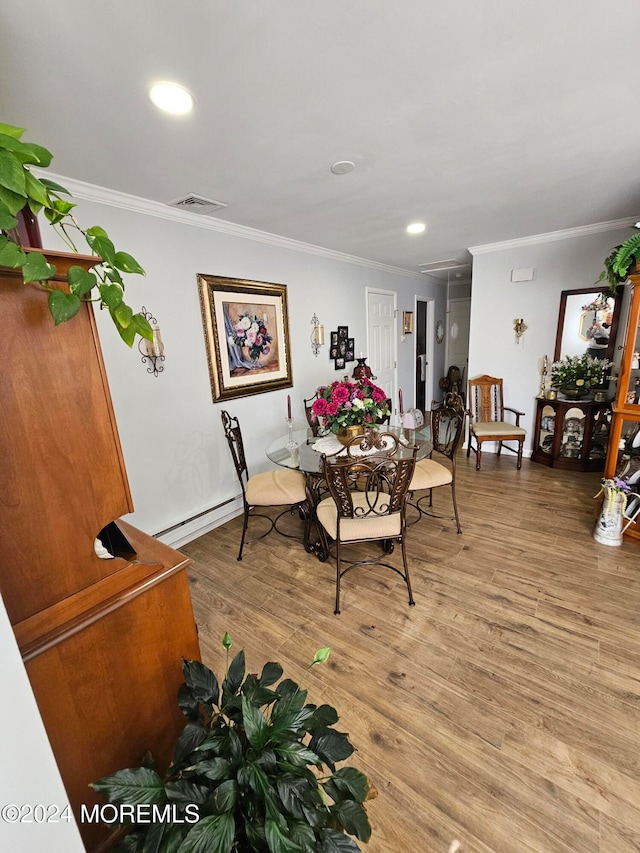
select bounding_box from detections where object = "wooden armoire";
[0,251,201,851]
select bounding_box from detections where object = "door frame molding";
[414,295,435,410]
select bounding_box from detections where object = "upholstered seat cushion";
[471,421,526,438]
[246,468,307,506]
[316,491,401,542]
[409,458,452,491]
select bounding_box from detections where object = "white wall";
[0,596,84,852]
[42,182,445,543]
[468,224,634,454]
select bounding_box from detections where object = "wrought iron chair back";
[317,436,417,614]
[220,410,308,560]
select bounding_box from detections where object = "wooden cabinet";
[0,253,201,851]
[605,272,640,543]
[531,396,612,471]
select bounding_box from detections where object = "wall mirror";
[554,286,622,363]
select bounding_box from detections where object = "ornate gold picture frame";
[198,274,293,402]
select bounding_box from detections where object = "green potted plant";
[550,353,610,399]
[598,232,640,293]
[0,121,152,346]
[91,634,373,852]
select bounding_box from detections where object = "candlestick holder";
[539,354,549,397]
[285,417,299,466]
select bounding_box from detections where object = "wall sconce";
[514,318,528,344]
[138,306,165,376]
[310,313,325,356]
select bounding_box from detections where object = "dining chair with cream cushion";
[408,404,465,533]
[467,375,526,470]
[221,410,308,561]
[316,431,417,614]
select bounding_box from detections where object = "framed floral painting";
[198,274,293,402]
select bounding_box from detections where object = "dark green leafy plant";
[0,121,152,346]
[92,635,373,853]
[598,232,640,293]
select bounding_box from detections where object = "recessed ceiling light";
[330,160,355,175]
[149,82,194,115]
[634,221,640,229]
[407,222,426,235]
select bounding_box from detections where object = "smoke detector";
[168,194,227,215]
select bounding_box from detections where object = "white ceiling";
[3,1,640,274]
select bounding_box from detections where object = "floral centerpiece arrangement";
[228,312,272,363]
[550,353,610,398]
[311,377,390,433]
[582,293,611,312]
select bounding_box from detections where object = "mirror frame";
[554,285,623,363]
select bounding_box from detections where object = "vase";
[352,358,375,381]
[241,346,259,368]
[593,491,626,546]
[559,386,590,400]
[336,424,366,446]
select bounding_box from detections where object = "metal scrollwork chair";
[408,405,465,533]
[467,375,526,470]
[304,392,330,436]
[316,431,417,615]
[221,410,308,561]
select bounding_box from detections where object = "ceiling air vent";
[168,194,227,215]
[419,259,469,273]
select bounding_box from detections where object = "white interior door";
[366,288,396,405]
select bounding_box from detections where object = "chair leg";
[475,440,482,470]
[451,482,462,534]
[237,506,250,561]
[497,440,503,457]
[334,540,342,615]
[400,534,415,606]
[517,440,523,469]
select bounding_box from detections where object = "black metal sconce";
[138,306,165,376]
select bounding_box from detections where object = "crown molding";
[39,171,425,281]
[468,216,639,255]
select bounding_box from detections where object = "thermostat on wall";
[511,267,535,282]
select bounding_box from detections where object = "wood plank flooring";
[181,452,640,853]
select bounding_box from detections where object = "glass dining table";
[265,422,433,558]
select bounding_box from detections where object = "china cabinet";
[604,270,640,543]
[531,397,612,471]
[0,252,201,850]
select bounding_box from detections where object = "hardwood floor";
[181,452,640,853]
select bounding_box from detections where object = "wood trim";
[14,521,192,658]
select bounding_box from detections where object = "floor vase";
[593,490,625,546]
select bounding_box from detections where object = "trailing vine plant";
[0,121,152,345]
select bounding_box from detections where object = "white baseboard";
[156,499,243,549]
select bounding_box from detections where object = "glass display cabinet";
[604,273,640,543]
[532,397,612,471]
